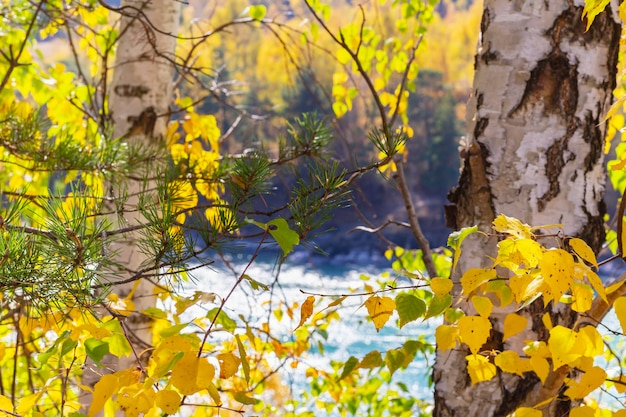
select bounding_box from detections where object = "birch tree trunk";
[80,0,179,410]
[107,0,180,365]
[435,0,620,416]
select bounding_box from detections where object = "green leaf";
[425,293,452,319]
[207,308,237,333]
[233,391,258,405]
[340,356,359,380]
[395,293,426,328]
[447,225,478,270]
[235,335,250,384]
[249,4,267,20]
[159,323,189,338]
[84,339,109,364]
[61,338,78,356]
[243,274,269,291]
[384,349,405,375]
[267,218,300,256]
[358,350,382,369]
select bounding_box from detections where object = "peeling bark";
[437,0,620,415]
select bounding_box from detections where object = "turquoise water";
[189,254,437,414]
[188,255,626,414]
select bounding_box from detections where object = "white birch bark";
[80,0,180,412]
[105,0,179,362]
[436,0,620,416]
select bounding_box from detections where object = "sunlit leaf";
[569,238,598,268]
[233,391,258,405]
[88,374,117,417]
[384,349,405,375]
[435,324,459,352]
[447,225,478,270]
[235,335,250,384]
[296,296,315,330]
[431,277,453,297]
[570,406,596,417]
[268,218,300,256]
[155,390,181,414]
[615,297,626,334]
[458,316,491,354]
[217,353,241,379]
[564,366,606,399]
[364,296,396,331]
[16,391,44,415]
[460,268,497,296]
[359,350,383,369]
[540,249,575,304]
[511,408,541,417]
[549,326,583,369]
[493,214,534,239]
[466,354,497,384]
[395,292,426,327]
[529,356,550,384]
[503,313,528,342]
[494,351,530,376]
[340,356,359,380]
[471,295,492,318]
[248,4,267,20]
[84,339,109,365]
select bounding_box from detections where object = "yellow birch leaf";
[155,390,181,414]
[509,272,543,303]
[295,296,315,330]
[607,280,625,294]
[570,407,596,417]
[196,358,216,389]
[494,351,530,376]
[217,353,240,379]
[88,374,117,417]
[466,354,497,384]
[616,410,626,417]
[569,238,598,268]
[207,382,222,406]
[364,296,396,332]
[542,312,553,331]
[16,390,44,415]
[612,375,626,393]
[549,326,583,369]
[529,356,550,384]
[614,297,626,333]
[431,277,453,297]
[512,407,542,417]
[564,366,607,399]
[540,249,575,304]
[578,326,604,357]
[503,313,528,342]
[493,214,534,239]
[171,352,201,395]
[571,282,593,313]
[584,268,607,303]
[435,324,459,352]
[460,268,497,296]
[471,295,493,318]
[458,316,492,354]
[0,395,12,416]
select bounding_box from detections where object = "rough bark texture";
[437,0,620,415]
[80,0,180,412]
[108,0,180,362]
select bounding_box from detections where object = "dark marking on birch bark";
[114,84,150,98]
[507,51,578,120]
[447,118,496,230]
[537,128,575,212]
